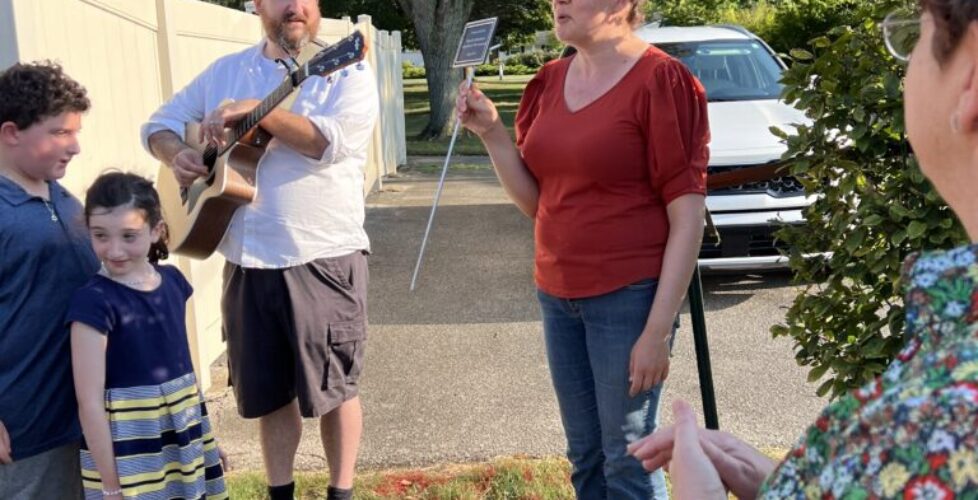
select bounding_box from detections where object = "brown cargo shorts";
[222,251,368,418]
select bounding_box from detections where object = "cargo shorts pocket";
[309,257,354,291]
[324,320,367,389]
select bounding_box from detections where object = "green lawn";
[404,75,532,157]
[227,456,574,499]
[226,449,789,499]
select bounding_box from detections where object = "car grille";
[708,164,805,196]
[700,225,791,259]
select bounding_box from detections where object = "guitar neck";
[200,78,298,166]
[229,81,295,144]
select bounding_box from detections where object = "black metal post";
[688,265,719,430]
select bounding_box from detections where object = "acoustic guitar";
[157,31,367,259]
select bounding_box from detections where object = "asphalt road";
[208,167,828,472]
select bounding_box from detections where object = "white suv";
[635,24,815,271]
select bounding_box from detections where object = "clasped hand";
[628,399,777,500]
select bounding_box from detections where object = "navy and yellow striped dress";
[66,265,227,499]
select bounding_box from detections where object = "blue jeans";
[538,280,673,500]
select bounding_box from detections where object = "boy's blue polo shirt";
[0,175,98,460]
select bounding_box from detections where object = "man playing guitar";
[142,1,378,499]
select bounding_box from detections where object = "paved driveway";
[208,168,828,471]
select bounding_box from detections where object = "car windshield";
[654,40,784,102]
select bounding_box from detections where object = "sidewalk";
[205,164,827,473]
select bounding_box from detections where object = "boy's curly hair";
[0,61,90,130]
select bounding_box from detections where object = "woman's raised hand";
[457,81,502,137]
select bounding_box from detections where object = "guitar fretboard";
[201,80,294,167]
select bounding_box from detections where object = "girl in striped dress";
[67,172,227,499]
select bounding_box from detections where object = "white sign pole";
[410,68,476,291]
[410,18,498,291]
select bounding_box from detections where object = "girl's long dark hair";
[84,172,169,263]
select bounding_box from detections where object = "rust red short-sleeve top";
[516,46,710,298]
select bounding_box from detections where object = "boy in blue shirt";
[0,61,98,499]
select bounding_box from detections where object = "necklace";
[41,198,58,222]
[100,263,160,289]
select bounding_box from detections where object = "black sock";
[268,482,295,500]
[326,486,353,500]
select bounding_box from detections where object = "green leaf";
[808,363,830,383]
[845,230,866,252]
[891,230,907,246]
[812,36,832,48]
[816,378,835,397]
[863,214,884,227]
[769,126,790,140]
[907,220,928,239]
[790,48,815,61]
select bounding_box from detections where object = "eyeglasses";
[881,10,920,62]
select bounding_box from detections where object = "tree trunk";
[398,0,476,139]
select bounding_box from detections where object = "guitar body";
[157,122,263,259]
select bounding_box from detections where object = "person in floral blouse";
[628,0,978,498]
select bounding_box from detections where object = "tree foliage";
[321,0,416,47]
[202,0,245,8]
[770,0,968,399]
[396,0,476,139]
[647,0,863,53]
[322,0,552,51]
[476,1,552,51]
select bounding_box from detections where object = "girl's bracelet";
[101,487,123,497]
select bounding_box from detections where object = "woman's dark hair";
[84,172,169,263]
[0,61,89,130]
[920,0,978,63]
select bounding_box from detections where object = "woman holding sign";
[457,0,709,498]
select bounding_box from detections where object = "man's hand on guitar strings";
[200,99,262,148]
[171,148,208,188]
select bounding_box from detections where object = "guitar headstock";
[300,31,367,81]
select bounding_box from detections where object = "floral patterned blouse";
[759,244,978,499]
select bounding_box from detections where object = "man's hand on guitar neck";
[200,99,261,149]
[202,98,330,159]
[147,130,209,189]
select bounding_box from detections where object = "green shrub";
[541,50,562,64]
[647,0,747,26]
[771,1,968,398]
[402,61,425,79]
[472,63,540,77]
[503,64,538,76]
[648,0,864,53]
[474,64,500,77]
[765,0,861,53]
[508,52,545,68]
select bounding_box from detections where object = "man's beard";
[277,30,309,54]
[267,14,318,55]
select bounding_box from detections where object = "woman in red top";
[458,0,709,498]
